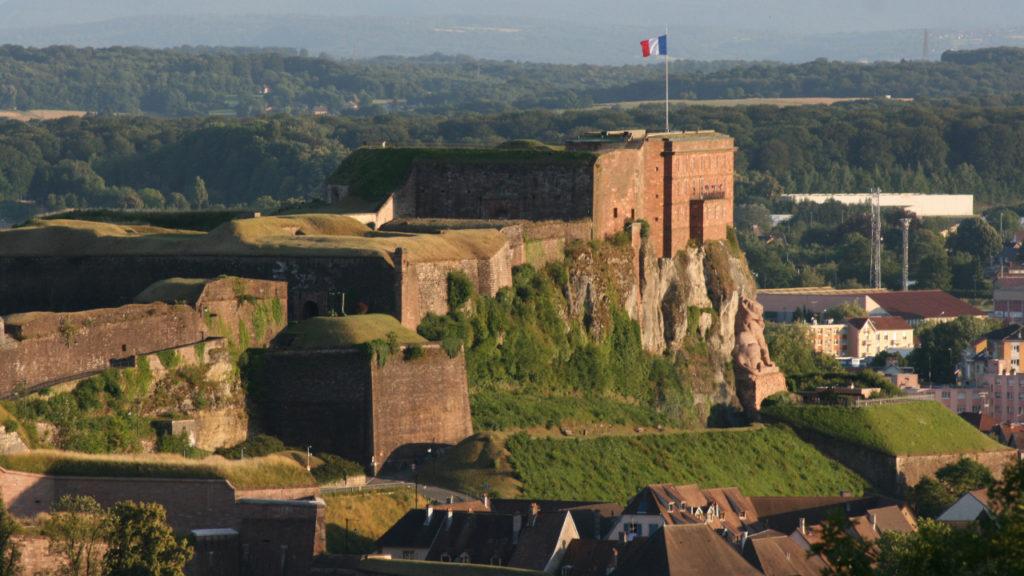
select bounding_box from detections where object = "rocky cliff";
[564,231,783,421]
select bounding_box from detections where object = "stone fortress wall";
[0,277,287,396]
[258,343,472,472]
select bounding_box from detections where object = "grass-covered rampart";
[762,401,1006,456]
[505,425,868,503]
[0,450,315,490]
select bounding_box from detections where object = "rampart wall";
[787,428,1019,495]
[410,161,596,222]
[0,303,204,395]
[0,255,393,322]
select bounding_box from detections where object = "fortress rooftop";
[0,214,506,264]
[275,314,427,350]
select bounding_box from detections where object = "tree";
[764,322,841,379]
[42,495,108,576]
[0,499,20,576]
[936,458,995,497]
[811,511,875,576]
[823,302,868,323]
[909,317,1000,384]
[735,203,772,232]
[190,176,209,210]
[168,192,190,211]
[911,228,952,290]
[102,501,192,576]
[948,217,1001,265]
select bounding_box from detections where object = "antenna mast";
[900,218,912,291]
[870,188,883,289]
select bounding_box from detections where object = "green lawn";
[505,425,867,503]
[761,401,1007,456]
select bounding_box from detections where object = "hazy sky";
[1,0,1023,63]
[2,0,1023,32]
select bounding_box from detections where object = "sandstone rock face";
[565,235,783,421]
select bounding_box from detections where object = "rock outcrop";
[564,232,784,422]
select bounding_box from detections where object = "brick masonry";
[259,344,472,471]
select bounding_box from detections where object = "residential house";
[806,321,845,357]
[846,317,915,358]
[791,505,917,551]
[937,324,1024,423]
[613,524,762,576]
[993,272,1024,322]
[376,503,579,573]
[741,530,828,576]
[937,490,993,528]
[606,484,758,544]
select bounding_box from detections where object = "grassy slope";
[762,401,1007,456]
[0,450,315,490]
[323,488,426,554]
[506,426,867,503]
[425,427,866,503]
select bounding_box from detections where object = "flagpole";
[664,27,669,132]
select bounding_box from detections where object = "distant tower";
[923,29,930,61]
[870,188,883,289]
[900,218,912,291]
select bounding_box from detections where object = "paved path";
[321,477,475,504]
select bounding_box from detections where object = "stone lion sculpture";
[734,296,777,376]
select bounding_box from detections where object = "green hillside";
[762,401,1006,456]
[504,426,867,503]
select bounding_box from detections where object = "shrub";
[312,453,365,484]
[156,350,181,371]
[447,270,474,312]
[215,434,286,459]
[403,345,425,361]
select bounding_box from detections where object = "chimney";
[740,531,749,550]
[424,506,434,526]
[870,512,877,533]
[799,517,807,536]
[529,502,540,527]
[482,493,490,510]
[445,509,453,530]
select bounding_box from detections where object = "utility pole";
[900,218,912,291]
[870,188,882,289]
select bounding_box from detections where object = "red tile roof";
[868,290,983,321]
[848,317,913,331]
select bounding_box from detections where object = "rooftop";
[848,317,913,331]
[0,215,507,264]
[614,524,761,576]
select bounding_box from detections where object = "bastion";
[254,314,473,473]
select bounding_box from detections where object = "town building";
[936,490,993,528]
[782,193,974,218]
[758,287,983,326]
[993,272,1024,322]
[846,316,915,358]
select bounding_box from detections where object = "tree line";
[6,99,1024,216]
[6,45,1024,116]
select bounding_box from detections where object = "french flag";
[641,35,667,58]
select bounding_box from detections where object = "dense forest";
[6,45,1024,116]
[6,99,1024,212]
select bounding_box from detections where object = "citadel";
[0,129,791,574]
